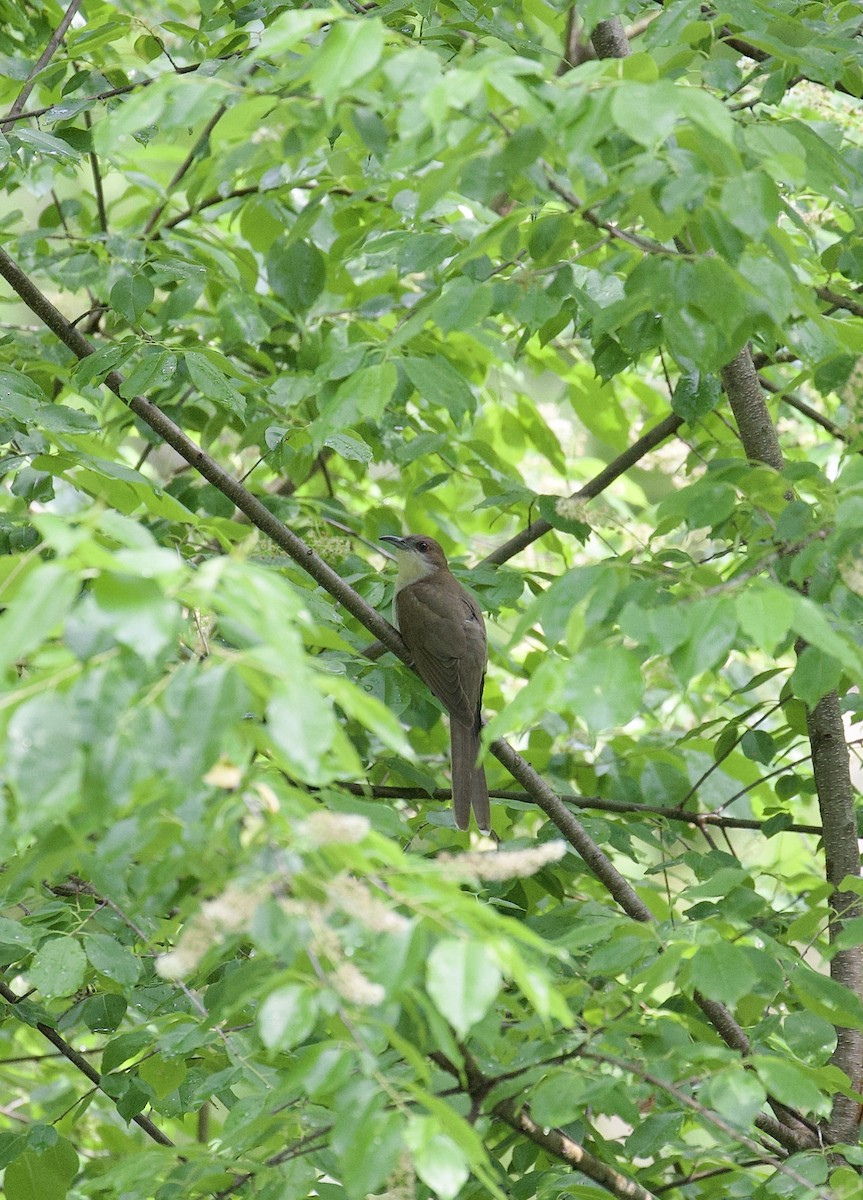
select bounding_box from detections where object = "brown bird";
[381,534,490,833]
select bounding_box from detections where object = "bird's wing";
[396,579,486,726]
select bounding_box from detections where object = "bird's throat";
[392,551,436,593]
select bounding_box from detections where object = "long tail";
[451,714,490,833]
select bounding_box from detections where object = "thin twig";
[334,782,822,835]
[143,103,229,238]
[85,110,108,234]
[0,62,206,127]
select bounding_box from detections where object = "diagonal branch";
[432,1050,661,1200]
[0,978,173,1146]
[0,0,83,135]
[143,103,229,238]
[494,1096,660,1200]
[481,412,684,566]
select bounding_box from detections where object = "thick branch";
[721,344,863,1141]
[807,690,863,1141]
[720,349,784,470]
[494,1096,659,1200]
[435,1050,660,1200]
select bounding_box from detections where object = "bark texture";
[722,345,863,1141]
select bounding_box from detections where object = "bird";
[381,533,490,833]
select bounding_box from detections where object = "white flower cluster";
[156,883,269,980]
[328,874,409,934]
[329,961,385,1007]
[300,811,371,845]
[437,840,567,882]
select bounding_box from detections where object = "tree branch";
[0,0,83,135]
[494,1096,660,1200]
[334,782,823,836]
[721,344,863,1142]
[434,1049,661,1200]
[143,103,229,238]
[482,412,684,566]
[0,62,206,127]
[0,979,173,1146]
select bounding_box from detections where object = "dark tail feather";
[451,716,490,833]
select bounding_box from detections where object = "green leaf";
[562,644,644,734]
[530,1070,590,1125]
[791,595,863,670]
[404,356,475,425]
[3,1139,78,1200]
[74,341,137,388]
[751,1055,827,1113]
[791,645,843,709]
[689,941,758,1006]
[29,939,87,999]
[737,584,794,652]
[80,993,127,1033]
[405,1116,470,1200]
[85,934,141,985]
[185,351,246,418]
[610,80,680,147]
[309,18,385,109]
[782,1012,836,1061]
[119,349,176,399]
[89,574,180,662]
[0,563,80,674]
[792,967,863,1030]
[266,239,327,312]
[671,371,722,423]
[671,598,738,680]
[720,172,783,239]
[323,432,373,463]
[701,1068,766,1127]
[740,729,776,764]
[426,940,502,1038]
[110,272,154,324]
[311,362,396,448]
[258,985,319,1051]
[0,918,34,951]
[14,128,79,163]
[0,369,98,433]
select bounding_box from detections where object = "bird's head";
[381,534,449,583]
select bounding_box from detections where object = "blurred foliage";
[0,0,863,1197]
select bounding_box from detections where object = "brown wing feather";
[395,576,486,727]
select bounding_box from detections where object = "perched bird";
[381,534,490,832]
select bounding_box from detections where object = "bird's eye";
[417,541,429,552]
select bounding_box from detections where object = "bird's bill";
[380,535,409,550]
